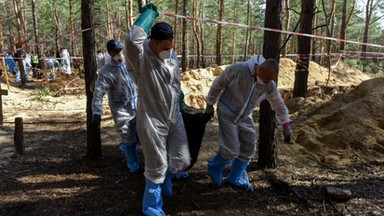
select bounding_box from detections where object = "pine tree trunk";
[192,0,200,68]
[243,0,251,60]
[258,0,282,168]
[181,0,187,71]
[106,0,112,39]
[53,0,60,53]
[69,0,76,56]
[281,0,290,58]
[311,0,317,62]
[293,0,314,98]
[215,0,224,66]
[199,2,206,68]
[339,0,347,60]
[362,0,373,71]
[14,0,26,86]
[31,0,40,56]
[82,0,101,159]
[174,0,180,54]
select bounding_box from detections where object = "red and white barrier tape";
[161,12,384,49]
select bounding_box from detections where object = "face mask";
[159,49,172,60]
[113,53,124,64]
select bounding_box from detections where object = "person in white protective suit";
[204,55,293,191]
[125,3,190,215]
[92,39,139,173]
[96,50,105,70]
[60,48,71,75]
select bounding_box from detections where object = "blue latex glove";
[134,3,159,34]
[283,126,292,143]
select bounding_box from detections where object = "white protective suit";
[92,56,138,145]
[61,49,71,75]
[125,25,190,184]
[96,52,105,70]
[205,56,290,161]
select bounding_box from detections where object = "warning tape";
[161,12,384,49]
[0,18,124,57]
[1,11,382,61]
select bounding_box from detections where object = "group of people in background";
[1,48,72,83]
[92,3,293,216]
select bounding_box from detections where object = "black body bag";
[182,111,212,171]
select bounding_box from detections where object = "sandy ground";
[0,60,383,216]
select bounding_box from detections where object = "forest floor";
[0,61,384,216]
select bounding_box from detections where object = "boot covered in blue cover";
[208,152,230,187]
[142,178,165,216]
[161,171,189,197]
[119,143,139,173]
[227,158,254,192]
[161,172,173,197]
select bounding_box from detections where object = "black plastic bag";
[182,111,213,171]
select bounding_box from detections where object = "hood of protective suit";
[246,55,266,76]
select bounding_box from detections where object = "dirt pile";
[181,58,371,109]
[292,77,384,165]
[181,58,382,165]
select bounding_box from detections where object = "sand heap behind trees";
[181,58,383,165]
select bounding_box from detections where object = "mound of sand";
[293,77,384,165]
[181,58,370,109]
[181,58,382,165]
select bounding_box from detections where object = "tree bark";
[258,0,282,169]
[243,0,251,60]
[293,0,314,98]
[199,2,206,68]
[31,0,40,56]
[321,0,336,84]
[215,0,224,66]
[14,0,26,86]
[53,0,60,52]
[192,0,200,68]
[281,0,290,58]
[361,0,373,71]
[174,0,179,54]
[339,0,347,60]
[69,0,76,56]
[181,0,187,71]
[311,0,317,62]
[82,0,101,159]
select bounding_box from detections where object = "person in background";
[125,3,190,215]
[45,57,59,81]
[92,39,139,173]
[60,48,71,76]
[96,50,105,71]
[5,52,16,74]
[15,54,31,83]
[204,55,292,192]
[31,51,39,78]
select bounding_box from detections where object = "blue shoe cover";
[119,143,139,173]
[175,171,189,179]
[162,173,173,197]
[227,159,254,192]
[208,153,230,187]
[162,171,189,197]
[142,178,165,216]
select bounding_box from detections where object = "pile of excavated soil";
[181,58,371,109]
[181,58,383,165]
[291,77,384,165]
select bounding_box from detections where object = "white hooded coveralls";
[92,57,138,146]
[206,56,290,162]
[125,25,190,184]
